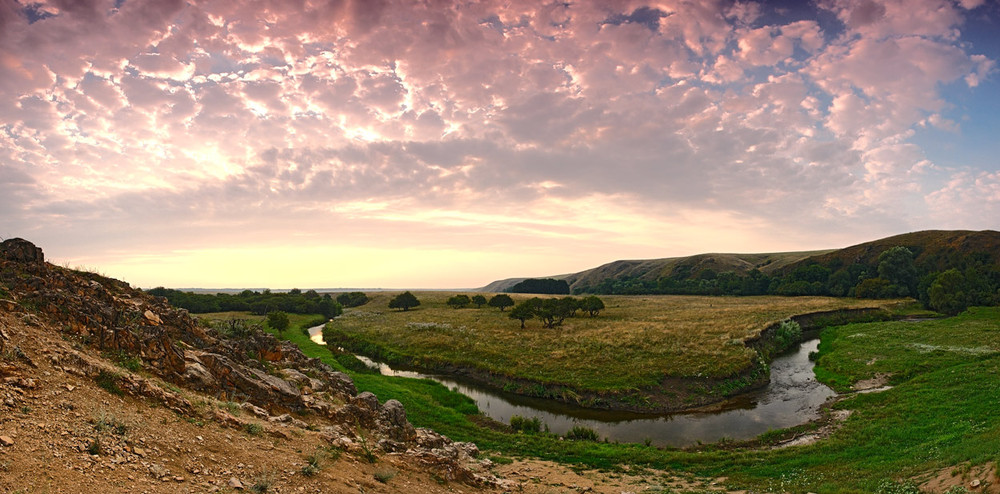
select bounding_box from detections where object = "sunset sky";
[1,0,999,289]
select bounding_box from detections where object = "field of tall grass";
[323,292,899,393]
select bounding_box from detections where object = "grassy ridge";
[209,304,1000,492]
[323,292,895,390]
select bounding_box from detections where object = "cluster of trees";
[576,246,999,315]
[506,278,570,294]
[146,287,343,318]
[508,296,605,328]
[336,291,369,308]
[445,294,491,308]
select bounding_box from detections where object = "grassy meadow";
[238,302,1000,492]
[322,292,900,393]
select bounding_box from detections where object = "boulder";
[0,238,44,263]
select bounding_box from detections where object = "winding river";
[308,325,835,447]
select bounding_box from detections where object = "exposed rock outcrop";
[0,238,503,489]
[0,237,44,263]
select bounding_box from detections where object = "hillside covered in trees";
[484,230,1000,315]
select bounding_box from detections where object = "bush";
[95,370,124,396]
[266,311,290,333]
[774,320,802,351]
[446,294,471,308]
[565,425,600,441]
[510,415,542,433]
[374,468,396,483]
[216,318,260,339]
[103,349,142,372]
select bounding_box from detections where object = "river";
[308,325,835,447]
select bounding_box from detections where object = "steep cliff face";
[0,238,508,492]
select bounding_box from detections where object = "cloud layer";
[1,0,997,287]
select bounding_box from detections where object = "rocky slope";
[0,238,512,493]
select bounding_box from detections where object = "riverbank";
[271,305,1000,491]
[322,293,899,413]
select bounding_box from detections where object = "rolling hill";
[481,230,1000,295]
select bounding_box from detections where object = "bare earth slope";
[0,238,512,493]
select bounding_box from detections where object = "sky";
[1,0,999,289]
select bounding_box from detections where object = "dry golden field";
[324,292,899,392]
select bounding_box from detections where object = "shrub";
[86,437,102,455]
[774,319,802,351]
[374,468,396,483]
[565,425,600,441]
[95,370,124,396]
[243,423,264,436]
[266,311,290,333]
[103,349,142,372]
[510,415,542,433]
[446,294,471,308]
[216,318,260,339]
[300,451,322,477]
[93,411,128,435]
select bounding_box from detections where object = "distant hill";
[480,230,1000,312]
[780,230,1000,275]
[481,251,830,293]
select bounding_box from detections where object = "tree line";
[574,246,999,315]
[386,291,606,328]
[146,287,347,318]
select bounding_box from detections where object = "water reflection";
[308,325,834,447]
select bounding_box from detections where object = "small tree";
[488,294,515,312]
[927,269,968,315]
[580,296,605,317]
[561,296,581,317]
[447,294,471,309]
[266,310,290,335]
[508,302,535,329]
[471,294,487,308]
[388,291,420,311]
[316,295,343,318]
[535,298,574,328]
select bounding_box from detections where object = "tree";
[447,294,471,308]
[877,246,918,296]
[488,294,515,311]
[266,310,290,335]
[471,294,487,308]
[388,291,420,311]
[534,298,574,328]
[580,296,605,317]
[508,301,535,328]
[854,277,891,299]
[928,269,968,315]
[560,296,581,317]
[316,295,343,318]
